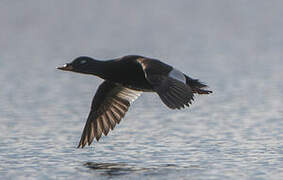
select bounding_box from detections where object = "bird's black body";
[57,55,212,148]
[102,56,154,91]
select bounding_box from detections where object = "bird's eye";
[80,60,87,64]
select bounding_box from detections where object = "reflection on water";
[84,162,141,176]
[84,162,202,177]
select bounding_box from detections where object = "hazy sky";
[0,0,282,61]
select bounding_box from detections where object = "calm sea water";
[0,1,282,179]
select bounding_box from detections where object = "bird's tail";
[185,75,213,94]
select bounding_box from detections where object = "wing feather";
[147,75,194,109]
[136,58,194,109]
[77,81,141,148]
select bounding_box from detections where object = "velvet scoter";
[57,55,212,148]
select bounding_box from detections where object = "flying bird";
[57,55,212,148]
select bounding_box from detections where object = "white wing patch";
[168,68,186,83]
[111,86,142,103]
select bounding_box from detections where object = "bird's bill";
[56,63,73,71]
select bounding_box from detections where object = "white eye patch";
[168,68,186,83]
[80,60,87,64]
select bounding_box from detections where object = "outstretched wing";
[147,75,194,109]
[77,80,142,148]
[137,58,194,109]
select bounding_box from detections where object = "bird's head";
[57,56,94,74]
